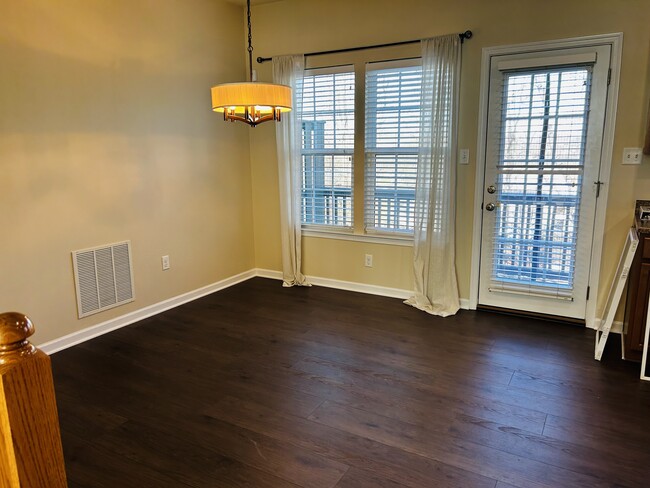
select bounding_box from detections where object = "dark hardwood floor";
[51,277,650,487]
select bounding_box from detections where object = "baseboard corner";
[39,269,256,355]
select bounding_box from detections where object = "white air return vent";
[72,241,135,318]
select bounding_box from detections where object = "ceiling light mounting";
[211,0,292,127]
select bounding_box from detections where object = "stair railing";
[0,312,67,487]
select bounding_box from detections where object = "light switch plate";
[459,148,470,165]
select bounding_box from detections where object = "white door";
[478,46,611,319]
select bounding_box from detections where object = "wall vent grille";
[72,241,135,318]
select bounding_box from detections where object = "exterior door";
[478,46,611,319]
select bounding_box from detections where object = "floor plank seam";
[305,408,500,485]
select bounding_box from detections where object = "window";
[365,62,422,233]
[301,67,355,228]
[300,60,422,238]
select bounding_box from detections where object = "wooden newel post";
[0,313,67,487]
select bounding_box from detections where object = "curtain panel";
[405,35,461,316]
[272,55,310,287]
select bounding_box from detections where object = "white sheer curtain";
[273,55,310,287]
[405,35,461,316]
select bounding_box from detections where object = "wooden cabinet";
[624,231,650,361]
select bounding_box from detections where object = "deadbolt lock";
[487,185,497,194]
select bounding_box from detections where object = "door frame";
[469,33,623,329]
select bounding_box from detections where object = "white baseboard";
[39,269,256,355]
[255,268,284,280]
[254,268,471,308]
[36,267,503,355]
[256,268,408,299]
[312,275,412,300]
[255,271,629,327]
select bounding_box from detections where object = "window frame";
[364,59,423,236]
[300,64,356,231]
[299,56,424,246]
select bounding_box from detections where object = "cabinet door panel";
[643,237,650,259]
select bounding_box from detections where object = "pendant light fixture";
[211,0,292,127]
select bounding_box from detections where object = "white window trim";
[366,58,422,71]
[306,64,357,77]
[300,58,424,242]
[302,226,413,247]
[364,59,423,235]
[301,65,356,229]
[469,32,623,330]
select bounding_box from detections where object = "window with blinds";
[301,67,355,228]
[489,66,592,298]
[365,62,422,234]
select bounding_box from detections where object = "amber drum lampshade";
[210,0,292,127]
[211,81,292,127]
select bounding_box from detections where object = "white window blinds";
[365,62,422,234]
[301,67,355,228]
[488,66,593,299]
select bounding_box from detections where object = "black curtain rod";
[256,30,472,64]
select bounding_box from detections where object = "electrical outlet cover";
[622,147,642,165]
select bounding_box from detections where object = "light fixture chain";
[247,0,253,80]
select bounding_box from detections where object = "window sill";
[302,227,413,247]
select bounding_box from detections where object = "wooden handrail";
[0,313,67,487]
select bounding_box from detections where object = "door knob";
[485,202,496,211]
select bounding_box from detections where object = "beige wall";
[2,0,649,347]
[249,0,650,316]
[0,0,255,344]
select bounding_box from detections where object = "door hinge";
[586,286,590,300]
[607,68,612,86]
